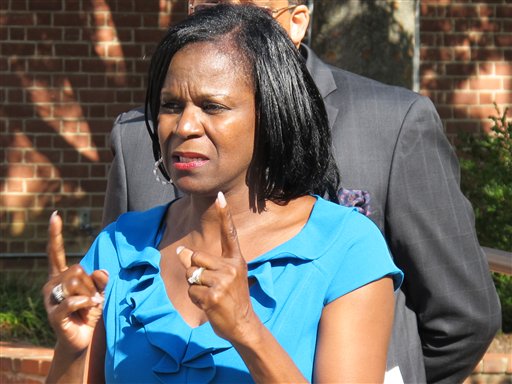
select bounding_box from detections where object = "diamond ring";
[187,267,205,285]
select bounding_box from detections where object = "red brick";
[496,63,512,76]
[468,32,495,48]
[30,88,62,104]
[134,1,159,12]
[53,13,86,27]
[116,29,133,42]
[7,14,36,25]
[454,47,471,61]
[421,47,452,61]
[113,13,142,27]
[7,89,23,103]
[445,34,471,47]
[469,78,502,90]
[27,27,62,40]
[40,360,51,376]
[0,356,13,372]
[62,150,79,162]
[89,74,108,88]
[8,27,26,40]
[496,5,512,18]
[421,19,453,32]
[446,120,479,134]
[55,43,91,57]
[2,41,36,56]
[447,5,478,18]
[482,353,508,374]
[20,359,40,375]
[495,34,512,47]
[29,0,63,11]
[142,14,160,27]
[469,106,503,120]
[27,58,64,72]
[452,91,479,105]
[36,165,53,178]
[64,0,81,11]
[34,135,53,149]
[80,179,107,192]
[446,63,476,76]
[35,13,51,26]
[471,48,504,61]
[494,92,512,104]
[79,89,115,103]
[420,77,454,91]
[53,104,83,119]
[5,104,35,118]
[82,58,117,73]
[477,4,495,18]
[65,74,89,88]
[63,28,81,41]
[59,165,90,178]
[105,44,124,58]
[64,59,80,72]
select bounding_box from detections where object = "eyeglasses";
[189,2,298,17]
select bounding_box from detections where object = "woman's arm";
[46,320,106,384]
[314,277,395,383]
[44,212,107,383]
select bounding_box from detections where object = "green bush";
[0,271,55,347]
[458,103,512,333]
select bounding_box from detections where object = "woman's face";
[158,42,256,197]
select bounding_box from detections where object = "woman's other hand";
[43,211,109,354]
[177,192,259,344]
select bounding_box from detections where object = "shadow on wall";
[310,0,414,89]
[1,0,186,255]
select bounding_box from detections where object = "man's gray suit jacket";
[102,45,501,383]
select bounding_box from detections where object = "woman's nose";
[175,107,204,138]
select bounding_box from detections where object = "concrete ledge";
[0,342,53,384]
[1,341,511,383]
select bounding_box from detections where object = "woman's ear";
[288,5,310,48]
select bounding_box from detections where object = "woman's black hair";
[145,4,340,206]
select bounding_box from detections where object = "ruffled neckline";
[112,197,342,382]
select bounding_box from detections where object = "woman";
[44,5,403,383]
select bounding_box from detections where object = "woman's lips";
[172,153,209,170]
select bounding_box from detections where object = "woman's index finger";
[216,192,242,259]
[47,211,68,277]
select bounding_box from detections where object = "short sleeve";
[80,223,120,277]
[324,211,403,304]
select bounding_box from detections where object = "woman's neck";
[162,192,316,262]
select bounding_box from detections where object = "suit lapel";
[301,44,339,130]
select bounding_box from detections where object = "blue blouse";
[81,196,403,383]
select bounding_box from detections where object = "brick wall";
[1,0,187,256]
[419,0,511,141]
[0,341,510,383]
[1,0,511,256]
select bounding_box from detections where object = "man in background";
[102,1,501,382]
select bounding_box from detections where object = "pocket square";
[337,187,371,217]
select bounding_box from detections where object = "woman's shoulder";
[311,196,378,237]
[81,203,170,273]
[114,203,169,234]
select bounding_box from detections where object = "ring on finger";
[188,267,205,285]
[51,283,66,304]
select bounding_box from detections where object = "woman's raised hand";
[177,192,259,343]
[43,211,109,353]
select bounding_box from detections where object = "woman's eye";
[160,102,182,113]
[202,103,226,114]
